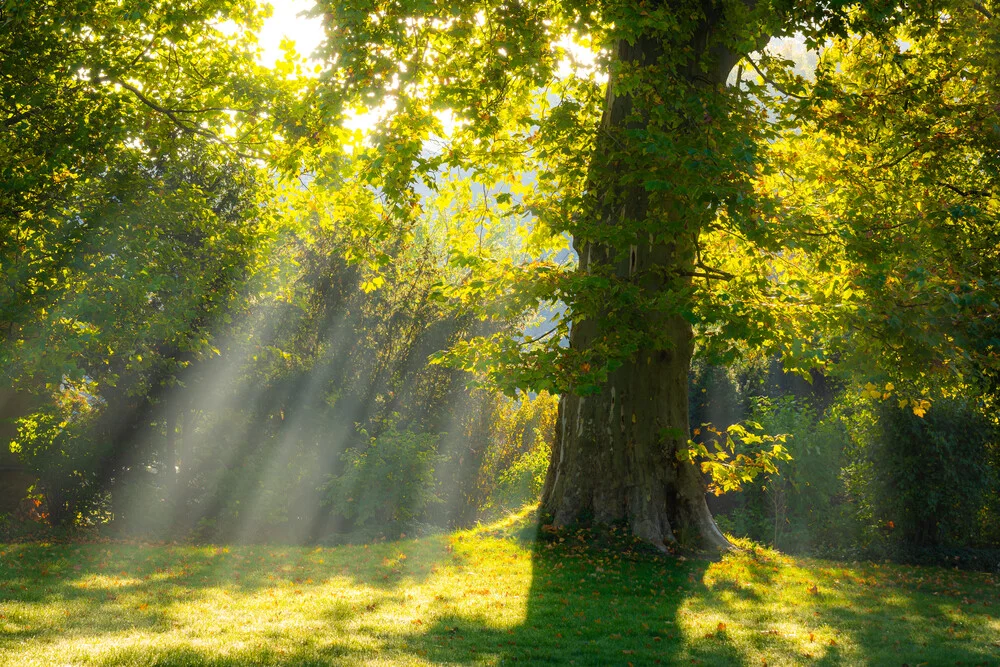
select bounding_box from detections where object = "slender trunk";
[541,14,740,552]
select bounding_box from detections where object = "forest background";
[1,0,999,571]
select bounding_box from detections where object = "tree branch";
[870,145,921,171]
[936,180,992,198]
[681,263,735,281]
[742,56,809,100]
[521,325,560,346]
[104,77,258,159]
[2,105,40,128]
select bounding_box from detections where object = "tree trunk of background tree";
[541,18,739,552]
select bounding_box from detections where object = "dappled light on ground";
[2,511,998,666]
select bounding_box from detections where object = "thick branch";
[105,77,258,159]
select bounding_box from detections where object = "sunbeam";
[5,1,1000,665]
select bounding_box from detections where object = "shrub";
[711,396,854,551]
[323,421,442,531]
[491,444,550,513]
[844,397,999,549]
[12,390,106,527]
[475,392,557,517]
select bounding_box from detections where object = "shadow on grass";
[412,530,729,666]
[2,524,1000,666]
[689,553,1000,666]
[0,527,722,666]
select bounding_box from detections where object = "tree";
[311,0,996,550]
[1,0,286,387]
[765,4,1000,396]
[1,0,290,524]
[9,136,273,525]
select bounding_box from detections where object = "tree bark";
[540,13,739,552]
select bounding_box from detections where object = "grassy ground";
[1,508,999,666]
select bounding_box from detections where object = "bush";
[844,397,999,549]
[475,392,557,517]
[323,421,442,532]
[712,396,855,551]
[698,360,1000,563]
[12,391,107,527]
[491,445,550,513]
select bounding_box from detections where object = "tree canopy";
[2,0,998,550]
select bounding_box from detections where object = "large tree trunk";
[541,13,739,552]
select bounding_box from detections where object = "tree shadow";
[411,533,731,666]
[684,554,1000,666]
[1,527,725,665]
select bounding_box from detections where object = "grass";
[1,508,999,666]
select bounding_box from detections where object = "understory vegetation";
[692,361,1000,570]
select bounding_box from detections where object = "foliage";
[10,381,108,527]
[713,395,855,552]
[5,139,274,528]
[307,0,998,398]
[492,447,552,514]
[2,141,550,539]
[1,0,288,384]
[765,4,1000,391]
[464,391,558,517]
[323,422,443,529]
[843,397,1000,549]
[300,0,1000,549]
[1,0,287,531]
[177,191,537,540]
[678,420,791,497]
[707,378,1000,562]
[4,0,1000,555]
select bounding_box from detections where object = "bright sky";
[256,1,392,132]
[257,1,325,68]
[250,4,807,136]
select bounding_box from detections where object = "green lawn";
[1,508,998,666]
